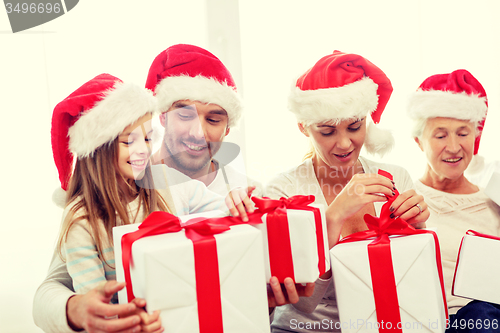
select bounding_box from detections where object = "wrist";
[66,295,84,332]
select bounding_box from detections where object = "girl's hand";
[267,277,315,308]
[128,298,164,333]
[67,281,142,333]
[225,186,256,222]
[388,189,428,228]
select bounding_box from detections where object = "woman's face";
[416,117,475,181]
[303,118,366,169]
[117,113,153,182]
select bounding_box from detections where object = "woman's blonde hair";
[57,138,170,266]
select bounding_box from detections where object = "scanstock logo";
[4,0,79,33]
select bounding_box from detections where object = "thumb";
[247,186,256,198]
[101,281,126,298]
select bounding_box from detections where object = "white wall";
[1,1,499,332]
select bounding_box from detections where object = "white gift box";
[254,203,330,283]
[452,232,500,304]
[330,233,447,333]
[113,211,270,333]
[485,171,500,206]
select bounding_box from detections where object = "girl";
[266,51,429,332]
[50,73,247,332]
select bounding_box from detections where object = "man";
[33,44,309,333]
[145,43,263,197]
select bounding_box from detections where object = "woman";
[266,50,429,332]
[408,69,500,333]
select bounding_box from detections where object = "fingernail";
[392,191,395,196]
[284,279,294,288]
[391,180,395,184]
[389,206,394,212]
[390,213,395,219]
[393,186,396,191]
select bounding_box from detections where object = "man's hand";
[267,277,315,308]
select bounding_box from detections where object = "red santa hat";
[51,73,156,206]
[407,69,488,155]
[288,50,394,156]
[145,44,242,127]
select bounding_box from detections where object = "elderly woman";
[266,50,429,333]
[408,69,500,333]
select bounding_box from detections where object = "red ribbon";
[452,229,500,297]
[120,212,231,333]
[337,170,448,332]
[252,195,327,282]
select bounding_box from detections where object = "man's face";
[160,100,230,173]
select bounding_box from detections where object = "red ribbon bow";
[337,170,448,332]
[252,195,327,282]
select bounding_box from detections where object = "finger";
[283,278,300,304]
[225,193,239,217]
[130,298,146,309]
[300,283,315,297]
[392,193,424,218]
[235,201,249,221]
[141,312,162,332]
[140,310,160,326]
[247,185,256,197]
[93,302,138,319]
[359,184,395,198]
[241,195,255,214]
[88,315,141,333]
[269,276,286,306]
[101,281,126,298]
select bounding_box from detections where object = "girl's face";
[117,114,153,181]
[415,117,475,181]
[302,117,366,169]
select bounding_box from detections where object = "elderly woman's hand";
[389,189,428,228]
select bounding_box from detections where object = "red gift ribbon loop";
[337,170,448,331]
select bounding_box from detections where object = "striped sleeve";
[63,220,110,294]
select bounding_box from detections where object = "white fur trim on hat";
[288,77,379,125]
[364,119,394,156]
[69,82,157,157]
[154,75,242,128]
[408,90,487,123]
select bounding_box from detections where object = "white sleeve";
[33,249,80,333]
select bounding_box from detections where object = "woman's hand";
[325,173,396,246]
[67,281,141,333]
[389,189,428,228]
[267,277,315,308]
[225,186,256,222]
[128,299,163,333]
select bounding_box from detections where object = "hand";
[67,281,141,333]
[267,276,315,308]
[388,189,428,228]
[225,186,256,222]
[128,298,164,333]
[325,173,395,246]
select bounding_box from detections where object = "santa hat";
[407,69,488,157]
[145,44,242,128]
[288,50,394,156]
[51,73,156,206]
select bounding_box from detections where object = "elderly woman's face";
[416,117,475,181]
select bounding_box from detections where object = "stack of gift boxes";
[113,195,330,333]
[112,171,500,333]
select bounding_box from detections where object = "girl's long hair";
[57,138,170,266]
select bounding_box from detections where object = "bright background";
[1,1,499,332]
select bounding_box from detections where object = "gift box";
[251,196,330,283]
[113,211,270,333]
[330,170,447,333]
[485,171,500,206]
[452,230,500,305]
